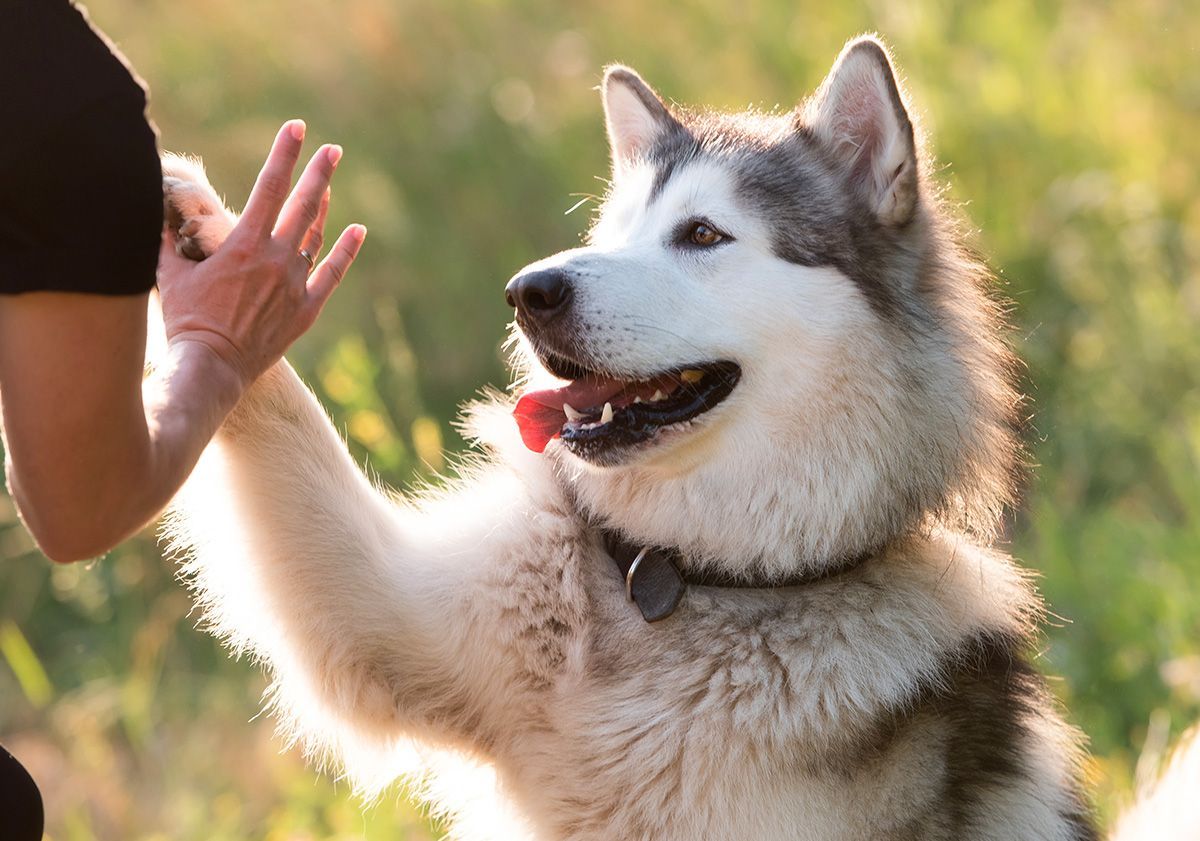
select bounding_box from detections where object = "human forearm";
[5,336,246,563]
[1,121,361,564]
[137,339,247,537]
[0,292,155,562]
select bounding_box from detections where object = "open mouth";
[513,357,741,458]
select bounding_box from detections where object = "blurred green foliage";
[1,0,1198,837]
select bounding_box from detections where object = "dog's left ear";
[804,36,919,227]
[601,66,682,180]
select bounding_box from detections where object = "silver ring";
[299,248,316,271]
[625,547,650,601]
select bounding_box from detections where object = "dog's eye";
[680,220,727,248]
[690,223,722,246]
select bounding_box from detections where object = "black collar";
[601,529,875,622]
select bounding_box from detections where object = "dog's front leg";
[167,361,540,758]
[160,158,538,761]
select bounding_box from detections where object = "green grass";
[1,0,1198,836]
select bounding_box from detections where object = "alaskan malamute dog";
[162,36,1197,840]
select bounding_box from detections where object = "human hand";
[157,120,366,391]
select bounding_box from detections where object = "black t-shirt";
[0,744,42,841]
[0,0,163,296]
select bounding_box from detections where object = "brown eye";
[688,222,723,246]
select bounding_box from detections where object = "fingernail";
[289,120,306,141]
[327,145,343,167]
[351,224,367,243]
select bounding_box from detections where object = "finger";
[298,187,331,263]
[306,224,366,308]
[239,120,306,235]
[274,144,341,249]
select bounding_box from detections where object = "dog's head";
[501,36,1020,577]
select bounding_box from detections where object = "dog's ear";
[601,66,681,179]
[804,36,919,227]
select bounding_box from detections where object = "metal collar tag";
[604,536,686,622]
[600,529,876,624]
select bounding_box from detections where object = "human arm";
[0,293,225,562]
[0,121,365,562]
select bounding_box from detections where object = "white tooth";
[633,396,643,404]
[601,402,614,424]
[563,403,584,423]
[651,389,666,402]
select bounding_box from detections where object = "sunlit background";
[1,1,1198,838]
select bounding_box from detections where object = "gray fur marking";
[643,114,915,322]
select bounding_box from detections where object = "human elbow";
[40,538,106,565]
[10,484,124,564]
[25,518,113,564]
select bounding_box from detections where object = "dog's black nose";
[505,268,572,322]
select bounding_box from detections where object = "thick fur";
[1111,727,1200,841]
[161,36,1189,840]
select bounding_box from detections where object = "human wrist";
[163,333,251,411]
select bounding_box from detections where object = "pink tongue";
[513,373,684,453]
[513,376,624,454]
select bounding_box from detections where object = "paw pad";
[161,171,232,262]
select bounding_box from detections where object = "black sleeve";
[0,744,43,841]
[0,1,163,296]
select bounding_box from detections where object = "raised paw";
[161,154,236,261]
